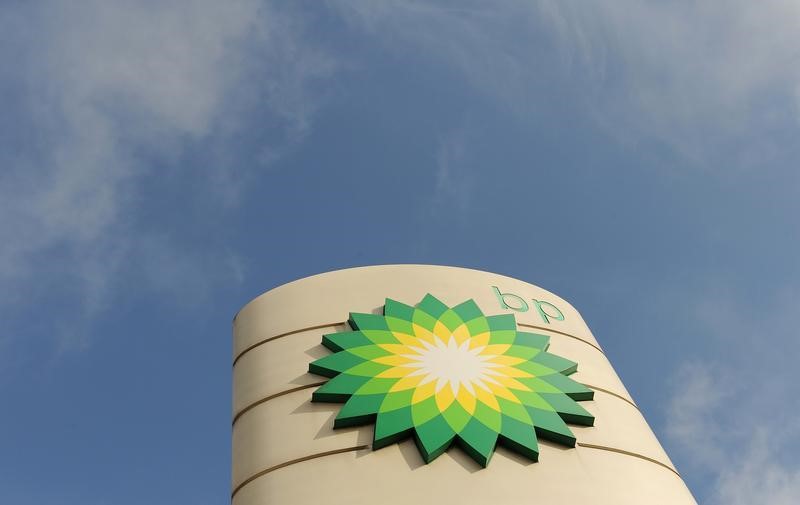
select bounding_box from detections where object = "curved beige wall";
[231,265,697,504]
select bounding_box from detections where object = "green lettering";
[532,299,564,324]
[492,286,528,312]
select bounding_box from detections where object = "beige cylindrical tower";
[232,265,697,504]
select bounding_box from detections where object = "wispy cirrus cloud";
[0,0,335,348]
[666,290,800,504]
[431,127,475,218]
[542,0,800,166]
[713,431,800,505]
[330,0,800,167]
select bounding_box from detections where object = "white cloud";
[135,235,242,305]
[713,432,800,505]
[665,363,731,469]
[0,0,335,347]
[432,128,474,217]
[666,290,800,503]
[547,1,800,164]
[331,1,541,117]
[330,0,800,166]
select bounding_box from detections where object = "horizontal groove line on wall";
[234,322,603,367]
[231,445,369,500]
[577,442,679,476]
[517,323,604,353]
[231,442,678,499]
[232,380,639,428]
[233,323,343,366]
[581,384,637,409]
[232,382,326,426]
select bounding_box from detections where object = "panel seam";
[233,322,343,366]
[232,381,640,428]
[581,384,638,409]
[232,382,327,426]
[231,442,679,500]
[517,323,604,353]
[233,322,604,367]
[231,445,369,500]
[577,442,680,476]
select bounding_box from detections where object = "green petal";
[438,308,465,332]
[515,360,555,377]
[489,330,517,345]
[383,298,415,321]
[451,299,485,324]
[518,376,562,395]
[466,317,490,335]
[411,396,440,426]
[511,389,553,411]
[349,313,390,331]
[354,376,399,395]
[385,316,414,335]
[503,344,541,361]
[322,331,372,351]
[485,314,517,331]
[374,406,414,449]
[512,331,550,350]
[360,329,400,345]
[415,415,456,463]
[457,418,498,467]
[345,361,391,378]
[532,352,578,375]
[540,393,595,426]
[378,389,415,413]
[441,401,471,433]
[528,407,577,447]
[311,373,369,402]
[334,393,384,428]
[473,399,501,432]
[309,351,366,377]
[417,294,449,320]
[496,397,533,424]
[539,373,595,401]
[348,345,392,360]
[412,309,437,332]
[499,415,539,462]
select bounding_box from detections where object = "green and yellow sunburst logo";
[309,294,594,467]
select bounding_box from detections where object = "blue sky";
[2,1,800,503]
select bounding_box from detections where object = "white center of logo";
[404,336,502,395]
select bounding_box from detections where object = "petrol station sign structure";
[231,265,698,504]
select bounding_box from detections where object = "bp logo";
[308,294,594,467]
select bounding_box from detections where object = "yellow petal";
[480,344,511,356]
[412,380,436,404]
[435,384,456,412]
[489,365,533,378]
[377,344,415,355]
[468,332,491,349]
[456,384,476,415]
[488,355,527,367]
[389,374,424,392]
[376,366,416,379]
[393,332,424,348]
[451,324,471,345]
[373,355,416,366]
[492,374,531,391]
[433,321,451,342]
[475,384,500,411]
[412,323,436,345]
[487,381,521,403]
